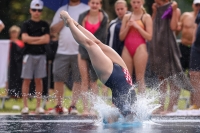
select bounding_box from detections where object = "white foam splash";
[85,89,161,124]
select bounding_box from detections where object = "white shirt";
[108,19,118,48]
[51,3,89,55]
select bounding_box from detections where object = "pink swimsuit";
[85,12,101,34]
[124,15,146,57]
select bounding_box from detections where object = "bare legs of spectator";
[54,81,81,106]
[54,82,64,106]
[70,82,81,108]
[121,45,148,94]
[167,81,181,112]
[22,78,43,108]
[153,78,181,114]
[190,71,200,108]
[102,85,108,98]
[152,79,167,114]
[78,54,98,115]
[54,81,81,114]
[134,45,148,94]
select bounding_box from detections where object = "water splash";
[132,91,161,122]
[85,89,161,125]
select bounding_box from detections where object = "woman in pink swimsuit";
[77,0,109,116]
[120,0,152,93]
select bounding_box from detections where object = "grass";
[0,84,191,113]
[0,83,112,113]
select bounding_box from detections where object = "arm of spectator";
[32,34,50,44]
[176,12,185,36]
[170,2,181,31]
[151,3,157,20]
[135,14,152,41]
[0,21,5,32]
[192,23,197,43]
[22,33,49,45]
[50,8,65,34]
[119,14,131,41]
[50,21,64,34]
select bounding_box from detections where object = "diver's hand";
[60,10,72,27]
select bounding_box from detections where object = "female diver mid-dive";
[60,10,136,122]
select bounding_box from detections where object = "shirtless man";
[177,0,200,110]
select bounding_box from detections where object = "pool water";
[0,115,200,133]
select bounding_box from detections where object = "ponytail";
[142,6,146,13]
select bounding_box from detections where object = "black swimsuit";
[105,63,136,116]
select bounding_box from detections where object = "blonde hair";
[9,25,20,33]
[142,6,146,13]
[115,0,127,7]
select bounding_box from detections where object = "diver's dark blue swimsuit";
[105,63,136,116]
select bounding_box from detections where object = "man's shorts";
[190,48,200,71]
[179,43,191,71]
[53,54,81,82]
[21,54,46,79]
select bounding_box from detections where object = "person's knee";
[34,78,42,85]
[190,72,200,83]
[23,79,31,85]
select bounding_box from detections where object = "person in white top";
[0,20,5,33]
[50,0,89,114]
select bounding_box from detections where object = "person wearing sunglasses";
[20,0,50,114]
[176,0,200,110]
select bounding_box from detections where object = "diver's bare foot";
[60,10,73,26]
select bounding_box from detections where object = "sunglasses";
[195,4,200,7]
[31,9,43,12]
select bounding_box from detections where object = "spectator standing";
[107,0,128,56]
[177,0,200,110]
[21,0,50,114]
[0,20,5,32]
[50,0,89,114]
[149,0,193,114]
[77,0,109,115]
[119,0,152,94]
[8,25,24,98]
[189,3,200,110]
[46,33,58,94]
